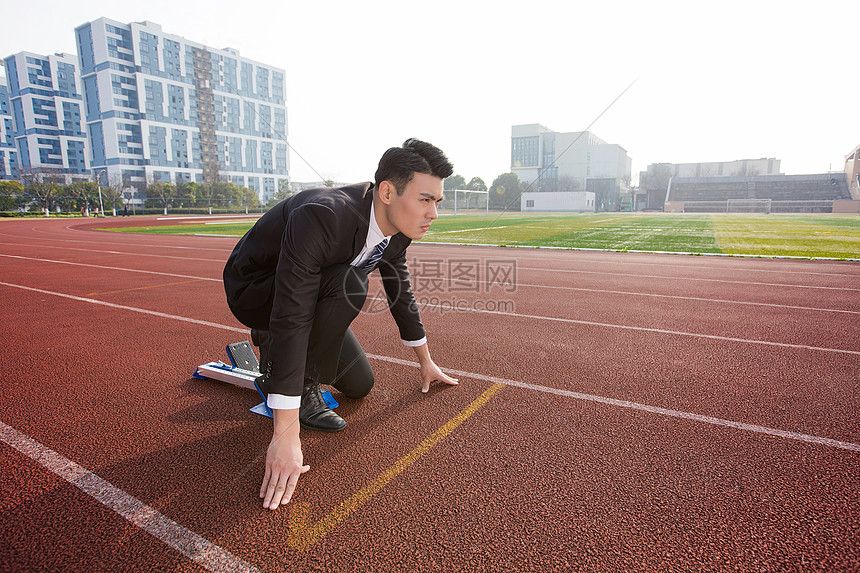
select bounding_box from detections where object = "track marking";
[2,252,856,316]
[0,281,245,333]
[0,243,225,263]
[368,355,860,454]
[372,297,860,356]
[511,266,860,292]
[408,274,860,315]
[287,382,505,551]
[0,421,261,573]
[4,241,858,290]
[2,278,857,358]
[86,279,206,296]
[0,254,223,282]
[2,277,857,358]
[1,281,856,452]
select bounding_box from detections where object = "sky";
[2,0,858,186]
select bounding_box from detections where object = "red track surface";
[1,215,858,572]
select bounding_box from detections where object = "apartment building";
[0,52,88,182]
[75,18,289,201]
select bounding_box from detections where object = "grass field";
[101,212,860,259]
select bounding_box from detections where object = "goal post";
[726,198,772,214]
[450,189,489,215]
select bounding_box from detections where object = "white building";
[1,52,89,182]
[511,123,631,211]
[521,191,594,212]
[0,73,17,179]
[75,18,289,202]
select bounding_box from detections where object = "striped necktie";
[360,238,389,273]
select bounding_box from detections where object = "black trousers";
[241,264,375,399]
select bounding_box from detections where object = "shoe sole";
[299,421,347,432]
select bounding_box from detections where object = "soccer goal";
[726,199,772,214]
[443,189,489,215]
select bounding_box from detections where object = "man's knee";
[334,368,374,399]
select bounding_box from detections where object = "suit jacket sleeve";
[378,238,426,342]
[262,202,340,397]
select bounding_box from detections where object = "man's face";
[379,172,444,240]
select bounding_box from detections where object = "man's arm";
[260,408,309,510]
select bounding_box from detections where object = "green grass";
[99,212,860,259]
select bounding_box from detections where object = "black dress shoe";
[300,382,346,432]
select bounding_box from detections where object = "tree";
[489,172,523,211]
[239,186,259,211]
[444,174,466,191]
[147,182,176,213]
[0,180,24,211]
[271,179,295,205]
[19,167,63,214]
[175,181,198,208]
[210,181,241,207]
[66,181,100,215]
[465,177,487,192]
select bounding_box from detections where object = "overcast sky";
[2,0,857,185]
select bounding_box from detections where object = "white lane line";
[510,266,860,292]
[498,281,860,315]
[2,252,856,317]
[370,297,860,356]
[3,238,857,290]
[157,215,257,221]
[410,244,860,278]
[416,242,860,264]
[368,355,860,454]
[0,421,261,573]
[0,243,225,263]
[0,254,223,282]
[1,280,857,453]
[0,233,234,253]
[407,273,860,315]
[0,282,244,333]
[2,276,856,357]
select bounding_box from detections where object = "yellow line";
[288,382,506,551]
[86,279,205,296]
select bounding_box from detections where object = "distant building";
[0,73,18,179]
[845,144,860,200]
[75,18,289,202]
[1,52,89,182]
[511,123,631,211]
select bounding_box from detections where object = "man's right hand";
[259,408,309,510]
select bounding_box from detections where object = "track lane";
[1,216,858,571]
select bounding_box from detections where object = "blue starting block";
[194,341,338,418]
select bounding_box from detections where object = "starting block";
[194,341,338,418]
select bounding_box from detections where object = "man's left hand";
[419,360,459,393]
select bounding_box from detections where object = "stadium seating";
[666,174,851,213]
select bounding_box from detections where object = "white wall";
[521,191,595,212]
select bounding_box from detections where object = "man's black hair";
[374,138,454,195]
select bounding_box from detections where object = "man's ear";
[377,181,395,205]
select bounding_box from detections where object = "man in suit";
[223,138,459,510]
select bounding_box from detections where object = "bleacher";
[667,174,852,213]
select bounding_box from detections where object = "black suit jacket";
[223,182,425,397]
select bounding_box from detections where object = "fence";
[0,195,267,217]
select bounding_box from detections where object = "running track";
[0,215,858,572]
